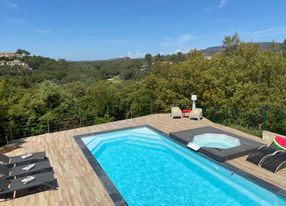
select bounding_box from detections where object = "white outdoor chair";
[189,108,203,120]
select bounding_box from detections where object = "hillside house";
[0,52,23,58]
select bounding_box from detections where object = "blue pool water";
[81,127,286,206]
[193,133,241,149]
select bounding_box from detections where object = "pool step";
[187,142,201,151]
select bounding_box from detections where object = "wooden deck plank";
[1,113,285,205]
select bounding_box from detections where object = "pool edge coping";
[74,124,286,205]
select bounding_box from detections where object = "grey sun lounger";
[246,145,278,165]
[261,151,286,173]
[0,171,56,199]
[0,152,47,167]
[0,160,52,179]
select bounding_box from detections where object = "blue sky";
[1,0,286,60]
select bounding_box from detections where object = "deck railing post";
[4,123,11,145]
[79,108,82,127]
[47,118,50,133]
[224,105,228,126]
[212,107,216,123]
[261,106,267,130]
[107,106,110,117]
[9,123,12,142]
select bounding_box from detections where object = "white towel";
[22,163,36,171]
[21,153,33,159]
[21,176,36,184]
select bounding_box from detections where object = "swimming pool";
[193,133,241,149]
[80,126,286,206]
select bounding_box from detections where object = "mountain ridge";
[200,42,282,56]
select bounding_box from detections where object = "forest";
[0,34,286,146]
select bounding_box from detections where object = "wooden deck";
[2,114,286,206]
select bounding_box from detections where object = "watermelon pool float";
[273,136,286,151]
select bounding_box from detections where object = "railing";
[2,117,88,144]
[0,103,167,146]
[0,103,285,146]
[203,105,286,137]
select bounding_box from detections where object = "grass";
[107,75,123,84]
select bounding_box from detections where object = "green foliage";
[1,37,286,145]
[155,54,162,61]
[144,53,152,66]
[0,80,9,144]
[222,33,240,56]
[16,49,30,56]
[282,39,286,58]
[81,81,120,121]
[8,81,70,136]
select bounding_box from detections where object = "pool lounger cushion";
[0,152,47,167]
[261,151,286,173]
[0,160,52,179]
[0,171,57,199]
[246,145,277,165]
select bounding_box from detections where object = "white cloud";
[177,34,193,43]
[236,27,286,40]
[251,27,286,37]
[5,17,25,24]
[215,27,286,43]
[60,29,71,34]
[174,48,190,54]
[203,0,228,12]
[127,51,145,58]
[175,49,182,53]
[160,34,199,48]
[33,29,51,34]
[219,0,227,9]
[0,0,17,9]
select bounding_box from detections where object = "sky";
[1,0,286,60]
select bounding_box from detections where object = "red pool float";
[273,136,286,151]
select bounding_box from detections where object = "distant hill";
[200,42,282,56]
[68,42,283,62]
[256,42,282,50]
[200,46,222,56]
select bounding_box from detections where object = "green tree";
[82,81,119,123]
[16,49,30,56]
[282,39,286,58]
[222,33,240,56]
[144,53,152,66]
[0,80,9,145]
[1,34,286,144]
[155,53,162,61]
